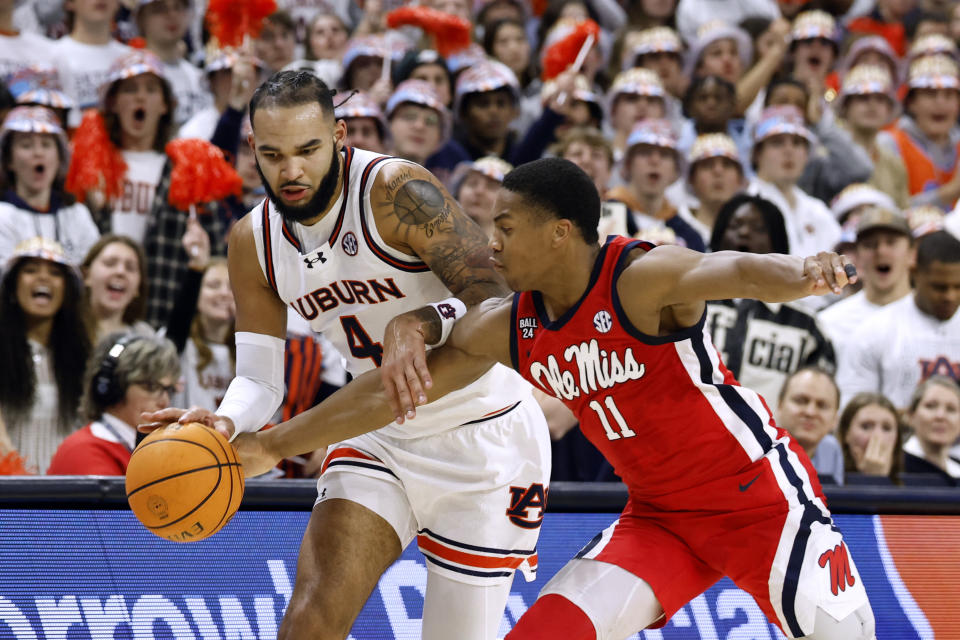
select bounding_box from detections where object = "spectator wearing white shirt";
[819,207,914,367]
[136,0,213,127]
[0,0,54,79]
[51,0,131,127]
[747,105,841,259]
[838,230,960,408]
[0,107,98,265]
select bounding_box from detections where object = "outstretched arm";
[236,297,514,477]
[628,245,857,309]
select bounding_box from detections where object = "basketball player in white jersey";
[143,71,550,640]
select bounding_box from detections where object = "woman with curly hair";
[0,237,91,472]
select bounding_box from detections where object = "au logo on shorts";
[342,231,359,256]
[593,310,613,333]
[506,483,547,529]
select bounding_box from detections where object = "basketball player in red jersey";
[229,156,875,640]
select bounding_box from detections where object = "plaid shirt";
[91,159,228,329]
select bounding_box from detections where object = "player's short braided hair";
[249,70,338,128]
[502,158,600,244]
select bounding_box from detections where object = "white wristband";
[426,297,467,346]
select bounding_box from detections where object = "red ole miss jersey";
[511,236,801,499]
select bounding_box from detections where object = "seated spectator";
[551,126,613,199]
[902,376,960,484]
[281,11,350,88]
[686,18,789,115]
[0,106,99,265]
[235,116,264,211]
[788,10,840,115]
[46,332,180,475]
[0,238,91,472]
[676,133,746,245]
[677,75,747,165]
[907,32,958,65]
[0,0,54,79]
[880,55,960,210]
[334,91,388,154]
[836,65,910,209]
[706,193,836,403]
[605,68,668,172]
[77,50,227,329]
[747,105,841,258]
[306,11,350,63]
[838,230,960,408]
[604,119,706,251]
[838,392,904,484]
[776,366,845,485]
[392,49,453,108]
[825,35,902,98]
[483,19,538,131]
[764,76,874,205]
[137,0,211,127]
[255,11,297,76]
[338,35,392,106]
[450,156,511,238]
[167,256,235,412]
[81,234,153,343]
[427,59,521,182]
[386,80,450,167]
[51,0,131,126]
[178,48,258,144]
[6,65,74,129]
[627,27,687,104]
[819,207,914,367]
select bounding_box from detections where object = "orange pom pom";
[385,6,472,57]
[128,36,147,49]
[65,109,127,203]
[0,451,32,475]
[165,138,243,211]
[207,0,277,48]
[541,20,600,81]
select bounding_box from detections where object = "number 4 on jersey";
[589,396,636,440]
[340,315,383,367]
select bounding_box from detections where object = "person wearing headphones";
[47,332,180,475]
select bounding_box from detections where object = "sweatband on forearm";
[216,331,286,440]
[426,297,467,346]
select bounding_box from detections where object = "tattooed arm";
[370,161,508,402]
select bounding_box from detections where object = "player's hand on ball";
[232,432,281,478]
[139,406,236,440]
[802,252,858,296]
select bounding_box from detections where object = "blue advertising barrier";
[0,508,945,639]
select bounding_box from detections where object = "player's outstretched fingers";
[178,407,217,427]
[803,256,827,294]
[138,407,188,432]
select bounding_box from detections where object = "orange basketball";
[126,422,244,542]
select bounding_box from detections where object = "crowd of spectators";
[0,0,957,490]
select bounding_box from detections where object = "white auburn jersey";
[251,147,530,438]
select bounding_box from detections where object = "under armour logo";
[593,310,613,333]
[304,252,327,268]
[436,303,457,319]
[819,542,856,596]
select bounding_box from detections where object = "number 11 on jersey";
[589,396,636,440]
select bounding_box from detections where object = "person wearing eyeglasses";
[386,80,451,168]
[47,332,180,476]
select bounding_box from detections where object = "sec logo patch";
[593,310,612,333]
[341,231,358,256]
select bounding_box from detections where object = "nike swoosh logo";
[739,473,762,492]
